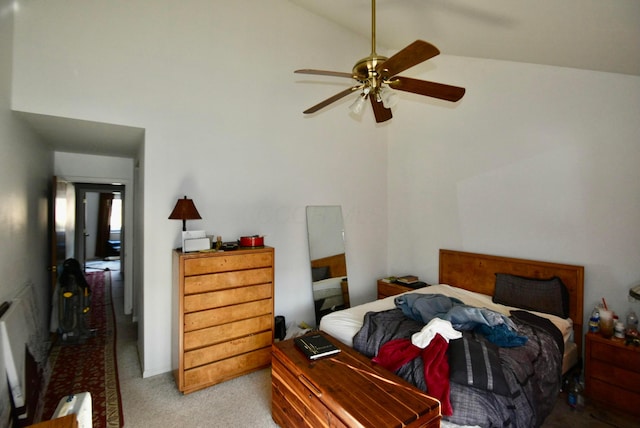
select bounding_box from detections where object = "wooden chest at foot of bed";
[271,332,441,428]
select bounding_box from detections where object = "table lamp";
[168,195,202,231]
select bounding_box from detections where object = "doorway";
[74,183,126,276]
[52,174,135,318]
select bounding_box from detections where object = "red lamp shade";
[168,196,202,231]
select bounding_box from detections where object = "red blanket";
[373,334,452,415]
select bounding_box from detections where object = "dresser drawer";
[184,299,272,332]
[184,314,273,350]
[184,267,273,294]
[183,347,272,393]
[184,330,272,370]
[589,358,640,392]
[591,341,640,374]
[588,377,640,417]
[184,283,272,312]
[184,252,273,276]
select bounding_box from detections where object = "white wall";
[13,0,388,377]
[388,56,640,331]
[0,0,52,368]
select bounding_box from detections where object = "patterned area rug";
[42,270,123,428]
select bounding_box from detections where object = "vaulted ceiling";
[289,0,640,76]
[14,1,639,159]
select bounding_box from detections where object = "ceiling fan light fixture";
[349,86,371,115]
[381,88,399,109]
[349,95,367,115]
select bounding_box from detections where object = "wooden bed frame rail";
[439,249,585,356]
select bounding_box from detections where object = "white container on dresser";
[172,247,275,394]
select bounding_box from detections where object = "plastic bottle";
[576,376,585,409]
[567,377,578,408]
[627,310,638,333]
[615,321,626,338]
[567,375,584,410]
[588,307,600,333]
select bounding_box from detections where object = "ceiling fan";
[295,0,465,123]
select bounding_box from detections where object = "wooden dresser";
[172,247,274,394]
[584,332,640,417]
[272,332,441,428]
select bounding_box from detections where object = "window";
[110,193,122,231]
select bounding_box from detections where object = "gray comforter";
[353,307,563,428]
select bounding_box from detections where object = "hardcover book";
[396,275,419,284]
[294,334,341,360]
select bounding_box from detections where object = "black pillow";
[312,266,330,282]
[449,333,510,396]
[493,273,569,318]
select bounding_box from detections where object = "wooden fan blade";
[389,76,465,102]
[375,40,440,77]
[302,86,361,114]
[370,96,393,123]
[295,69,354,79]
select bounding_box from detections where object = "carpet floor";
[42,270,123,428]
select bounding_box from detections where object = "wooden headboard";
[310,253,347,278]
[439,249,585,355]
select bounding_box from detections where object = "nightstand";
[377,279,424,299]
[584,332,640,417]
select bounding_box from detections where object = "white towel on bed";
[411,318,462,349]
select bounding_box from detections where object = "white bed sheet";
[319,283,576,372]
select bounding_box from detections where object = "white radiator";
[0,283,49,424]
[0,299,29,419]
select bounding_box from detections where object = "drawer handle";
[298,375,322,397]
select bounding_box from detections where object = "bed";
[319,249,584,428]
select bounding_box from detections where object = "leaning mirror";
[306,206,350,326]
